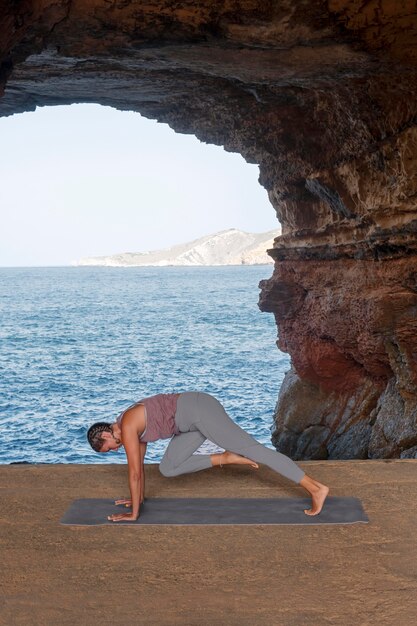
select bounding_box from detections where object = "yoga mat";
[60,496,369,525]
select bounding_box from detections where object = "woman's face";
[99,432,123,453]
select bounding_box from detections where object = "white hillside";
[73,228,281,267]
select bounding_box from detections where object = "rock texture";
[74,228,279,267]
[1,1,417,458]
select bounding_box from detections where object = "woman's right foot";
[221,450,259,469]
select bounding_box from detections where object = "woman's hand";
[107,512,139,522]
[114,498,132,507]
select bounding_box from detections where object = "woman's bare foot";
[211,450,259,469]
[299,474,330,515]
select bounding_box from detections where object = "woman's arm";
[128,463,142,518]
[139,441,147,502]
[125,431,142,519]
[115,421,142,520]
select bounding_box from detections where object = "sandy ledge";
[1,460,416,626]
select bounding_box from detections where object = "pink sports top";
[116,393,181,443]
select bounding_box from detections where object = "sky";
[0,103,279,267]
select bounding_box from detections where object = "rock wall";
[1,1,417,458]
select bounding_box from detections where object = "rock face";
[1,1,417,458]
[74,228,279,267]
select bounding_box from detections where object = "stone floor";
[1,460,416,625]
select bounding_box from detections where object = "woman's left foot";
[222,451,259,469]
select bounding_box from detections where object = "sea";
[0,265,290,465]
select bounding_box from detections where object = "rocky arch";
[2,0,417,459]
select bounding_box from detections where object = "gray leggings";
[159,392,305,484]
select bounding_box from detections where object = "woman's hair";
[87,422,113,452]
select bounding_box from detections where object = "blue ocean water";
[0,266,290,465]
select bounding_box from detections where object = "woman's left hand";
[107,512,139,522]
[114,498,132,507]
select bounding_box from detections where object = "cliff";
[1,1,417,458]
[73,228,279,267]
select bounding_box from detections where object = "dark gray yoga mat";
[60,496,369,525]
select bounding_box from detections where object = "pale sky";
[0,104,279,266]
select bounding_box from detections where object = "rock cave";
[1,0,417,459]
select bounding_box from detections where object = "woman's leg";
[166,392,329,514]
[159,430,212,477]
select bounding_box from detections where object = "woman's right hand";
[114,498,132,507]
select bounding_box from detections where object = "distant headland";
[72,228,281,267]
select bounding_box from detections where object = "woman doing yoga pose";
[87,391,329,522]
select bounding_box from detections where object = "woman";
[87,391,329,522]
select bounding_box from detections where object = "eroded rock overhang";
[1,1,417,459]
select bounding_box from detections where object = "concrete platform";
[1,460,416,625]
